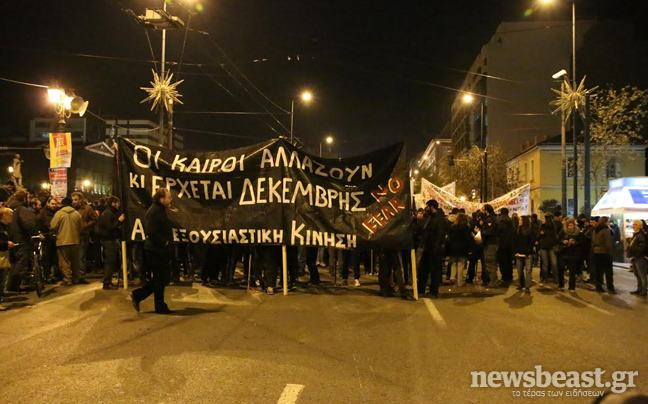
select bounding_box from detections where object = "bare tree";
[588,86,648,199]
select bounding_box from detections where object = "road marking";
[423,298,447,329]
[558,292,612,315]
[175,286,249,305]
[27,283,103,308]
[277,384,304,404]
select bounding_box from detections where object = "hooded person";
[50,197,83,286]
[7,191,38,291]
[591,216,615,293]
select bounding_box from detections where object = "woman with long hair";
[559,218,584,291]
[514,215,536,292]
[446,213,474,287]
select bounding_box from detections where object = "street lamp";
[47,87,89,131]
[319,136,333,157]
[541,0,578,215]
[462,93,487,202]
[290,91,313,144]
[8,166,13,174]
[553,70,569,214]
[41,182,49,190]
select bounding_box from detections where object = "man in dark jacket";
[481,204,499,287]
[95,196,124,290]
[416,199,447,298]
[38,197,61,281]
[72,192,98,283]
[7,191,39,291]
[497,208,515,285]
[131,188,175,314]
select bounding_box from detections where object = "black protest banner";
[118,137,412,250]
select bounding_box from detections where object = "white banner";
[441,181,456,196]
[417,179,530,215]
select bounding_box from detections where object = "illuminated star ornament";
[140,69,184,112]
[550,76,597,122]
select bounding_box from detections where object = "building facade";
[506,140,646,215]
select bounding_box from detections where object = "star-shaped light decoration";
[550,76,597,122]
[140,69,184,112]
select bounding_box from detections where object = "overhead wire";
[173,127,268,140]
[0,77,48,88]
[144,30,159,74]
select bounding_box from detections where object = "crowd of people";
[413,199,647,299]
[0,184,127,310]
[1,181,646,312]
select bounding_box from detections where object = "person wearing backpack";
[627,219,647,296]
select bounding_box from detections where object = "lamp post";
[290,91,313,145]
[320,136,333,157]
[553,69,569,213]
[462,93,487,202]
[542,0,578,215]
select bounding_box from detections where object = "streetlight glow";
[326,136,333,144]
[462,93,474,104]
[8,166,13,173]
[47,88,64,103]
[41,182,49,189]
[552,69,568,79]
[301,91,313,102]
[83,180,91,187]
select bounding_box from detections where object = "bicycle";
[31,234,49,297]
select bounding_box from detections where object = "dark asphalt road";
[0,266,646,404]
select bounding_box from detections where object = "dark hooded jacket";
[95,205,122,240]
[537,220,559,250]
[144,201,174,253]
[591,224,614,256]
[9,199,38,248]
[498,214,515,251]
[447,223,474,257]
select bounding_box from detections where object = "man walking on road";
[131,188,175,314]
[72,192,97,284]
[50,197,83,286]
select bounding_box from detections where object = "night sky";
[0,0,645,158]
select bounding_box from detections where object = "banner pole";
[247,251,252,292]
[282,245,288,296]
[370,250,374,275]
[121,241,128,290]
[411,249,418,301]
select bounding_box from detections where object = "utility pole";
[584,94,591,215]
[560,81,567,214]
